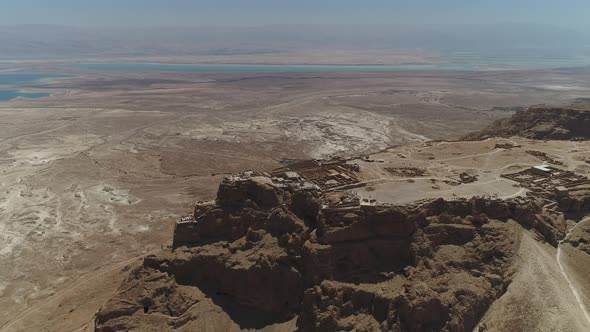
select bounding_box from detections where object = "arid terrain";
[94,109,590,331]
[2,61,590,331]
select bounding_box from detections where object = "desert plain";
[2,57,590,331]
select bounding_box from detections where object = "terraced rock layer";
[95,177,570,331]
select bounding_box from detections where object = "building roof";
[533,165,552,172]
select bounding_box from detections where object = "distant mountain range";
[1,23,589,58]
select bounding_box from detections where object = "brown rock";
[463,107,590,141]
[96,177,577,332]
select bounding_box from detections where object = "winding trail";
[435,148,502,162]
[557,217,590,327]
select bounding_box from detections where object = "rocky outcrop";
[564,222,590,255]
[463,107,590,141]
[558,192,590,213]
[96,179,573,332]
[216,176,287,210]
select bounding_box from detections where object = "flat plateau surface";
[2,63,590,330]
[352,138,590,204]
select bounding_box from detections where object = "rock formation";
[463,107,590,141]
[95,175,573,332]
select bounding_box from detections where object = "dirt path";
[557,217,590,327]
[435,148,502,163]
[476,226,590,331]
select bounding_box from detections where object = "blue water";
[69,50,590,73]
[69,62,482,73]
[0,90,50,101]
[444,50,590,69]
[0,73,69,85]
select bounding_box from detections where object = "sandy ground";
[1,64,590,330]
[0,107,234,331]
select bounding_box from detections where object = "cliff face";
[95,176,571,332]
[463,107,590,140]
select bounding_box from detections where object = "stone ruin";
[502,165,590,213]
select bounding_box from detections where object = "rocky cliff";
[94,176,572,332]
[463,107,590,141]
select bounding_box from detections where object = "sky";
[1,0,590,30]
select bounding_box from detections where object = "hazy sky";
[2,0,590,30]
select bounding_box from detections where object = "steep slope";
[462,106,590,141]
[475,230,590,331]
[94,176,571,331]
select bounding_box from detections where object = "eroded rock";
[96,175,580,332]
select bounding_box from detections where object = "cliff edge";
[463,106,590,141]
[94,173,572,332]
